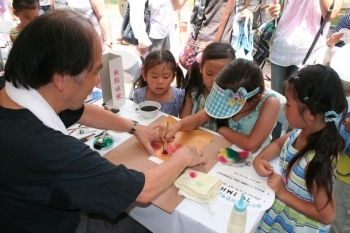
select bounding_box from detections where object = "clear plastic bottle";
[227,193,247,233]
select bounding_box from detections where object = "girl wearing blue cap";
[254,65,347,233]
[163,58,280,152]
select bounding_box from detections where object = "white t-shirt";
[129,0,173,48]
[269,0,326,67]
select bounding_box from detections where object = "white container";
[138,101,161,119]
[227,193,247,233]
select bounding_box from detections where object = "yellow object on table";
[174,169,222,212]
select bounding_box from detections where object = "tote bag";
[121,0,151,45]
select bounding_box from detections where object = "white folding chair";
[267,89,289,141]
[111,50,142,99]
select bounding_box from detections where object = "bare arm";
[253,133,290,176]
[90,0,113,44]
[319,0,344,20]
[162,109,211,141]
[217,97,280,152]
[78,104,159,155]
[179,93,194,119]
[136,145,207,202]
[268,173,335,224]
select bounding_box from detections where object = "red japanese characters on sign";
[112,68,123,100]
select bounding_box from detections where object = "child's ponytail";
[286,65,348,208]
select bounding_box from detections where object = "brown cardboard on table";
[103,116,232,213]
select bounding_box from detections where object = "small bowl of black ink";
[137,101,161,119]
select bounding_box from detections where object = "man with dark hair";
[0,9,206,232]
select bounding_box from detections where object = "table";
[83,98,280,233]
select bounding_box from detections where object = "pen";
[162,122,169,154]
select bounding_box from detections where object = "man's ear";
[52,73,65,92]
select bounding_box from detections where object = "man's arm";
[78,104,159,155]
[136,145,207,203]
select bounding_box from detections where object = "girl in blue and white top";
[254,65,347,233]
[162,58,280,152]
[133,50,185,117]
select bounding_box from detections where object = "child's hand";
[253,158,274,177]
[343,117,350,132]
[267,173,285,197]
[159,121,181,142]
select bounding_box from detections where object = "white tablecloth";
[80,99,280,233]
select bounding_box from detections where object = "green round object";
[93,136,114,150]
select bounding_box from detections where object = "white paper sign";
[100,53,126,107]
[109,58,125,106]
[209,164,275,211]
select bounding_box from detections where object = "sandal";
[117,38,129,45]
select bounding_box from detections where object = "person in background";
[163,59,280,152]
[54,0,113,51]
[39,0,53,14]
[323,13,350,66]
[9,0,39,43]
[0,9,207,232]
[268,0,344,95]
[254,65,347,232]
[180,42,235,131]
[133,49,185,117]
[173,0,191,46]
[0,0,12,20]
[189,0,251,46]
[259,0,270,23]
[128,0,174,56]
[0,0,13,47]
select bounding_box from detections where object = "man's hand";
[173,145,207,167]
[134,124,160,156]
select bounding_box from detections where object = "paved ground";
[105,3,272,98]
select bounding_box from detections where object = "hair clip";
[324,110,339,123]
[303,97,309,102]
[294,76,300,79]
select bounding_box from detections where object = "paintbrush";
[94,130,107,150]
[67,125,88,131]
[162,121,169,154]
[102,103,120,114]
[78,133,95,142]
[68,124,81,135]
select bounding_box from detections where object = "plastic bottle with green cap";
[227,193,247,233]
